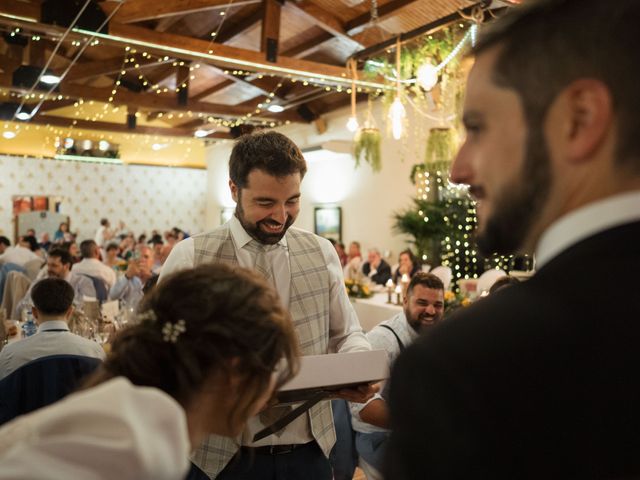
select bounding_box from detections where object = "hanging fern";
[353,127,382,172]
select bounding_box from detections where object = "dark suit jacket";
[362,259,392,285]
[386,221,640,479]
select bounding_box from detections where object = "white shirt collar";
[535,190,640,269]
[228,215,288,251]
[38,320,70,333]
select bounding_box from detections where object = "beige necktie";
[244,240,291,436]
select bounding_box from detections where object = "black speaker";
[0,102,20,121]
[296,104,317,122]
[41,0,109,34]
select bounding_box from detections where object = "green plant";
[425,128,457,165]
[353,127,382,172]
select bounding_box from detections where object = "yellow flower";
[461,298,472,307]
[444,291,456,302]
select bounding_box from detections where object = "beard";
[235,192,295,245]
[406,308,441,334]
[476,126,551,256]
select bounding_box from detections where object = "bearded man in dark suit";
[385,1,640,478]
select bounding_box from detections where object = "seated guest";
[109,245,156,311]
[61,240,81,264]
[0,278,105,379]
[39,233,52,253]
[72,240,117,289]
[335,242,348,267]
[103,242,122,270]
[20,235,46,260]
[488,275,520,295]
[392,249,421,284]
[148,235,165,274]
[344,241,363,280]
[53,222,72,244]
[362,249,392,286]
[15,248,96,319]
[0,263,299,479]
[351,273,444,479]
[0,238,40,267]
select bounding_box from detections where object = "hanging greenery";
[425,127,457,165]
[353,127,382,172]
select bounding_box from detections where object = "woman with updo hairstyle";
[0,263,300,479]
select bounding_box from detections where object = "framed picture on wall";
[314,206,341,242]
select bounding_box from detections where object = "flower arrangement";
[444,290,472,315]
[345,279,373,299]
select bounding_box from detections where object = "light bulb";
[346,116,359,132]
[40,74,61,85]
[416,62,438,91]
[2,131,16,139]
[388,96,405,140]
[15,111,31,120]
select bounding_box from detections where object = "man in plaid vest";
[160,131,374,479]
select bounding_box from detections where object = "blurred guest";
[344,241,363,280]
[362,249,392,286]
[53,222,72,244]
[149,235,164,274]
[103,243,122,270]
[0,263,299,480]
[20,235,45,260]
[15,248,96,319]
[94,218,114,248]
[0,238,39,267]
[72,240,116,289]
[392,249,421,284]
[137,233,147,246]
[109,245,155,311]
[335,242,348,267]
[0,278,104,379]
[39,233,52,253]
[61,241,81,264]
[0,236,10,255]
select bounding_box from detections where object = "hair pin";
[162,319,186,343]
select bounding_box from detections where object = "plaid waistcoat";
[191,225,336,479]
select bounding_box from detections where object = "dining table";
[351,292,403,332]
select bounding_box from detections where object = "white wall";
[204,100,443,260]
[0,155,208,242]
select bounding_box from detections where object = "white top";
[0,246,40,267]
[0,320,106,379]
[0,377,190,480]
[536,190,640,269]
[351,311,418,435]
[161,216,370,446]
[72,258,117,289]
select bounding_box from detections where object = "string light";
[388,39,405,140]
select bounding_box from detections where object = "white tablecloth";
[351,293,403,332]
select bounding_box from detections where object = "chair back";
[0,354,101,426]
[23,258,45,281]
[430,266,453,290]
[0,263,26,305]
[80,275,109,303]
[477,269,507,295]
[1,270,31,320]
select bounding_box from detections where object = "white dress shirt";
[350,311,418,434]
[536,190,640,269]
[0,320,105,379]
[72,258,117,289]
[0,377,190,480]
[0,246,40,267]
[161,216,370,446]
[108,275,144,311]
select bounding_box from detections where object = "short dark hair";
[83,263,300,428]
[32,278,74,315]
[407,272,444,297]
[474,0,640,173]
[48,247,72,266]
[105,242,119,252]
[22,235,39,252]
[399,249,418,267]
[489,275,520,295]
[229,131,307,188]
[0,236,10,247]
[80,239,97,259]
[100,218,109,226]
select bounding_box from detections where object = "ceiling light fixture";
[15,111,32,120]
[39,73,61,85]
[267,104,284,113]
[3,130,18,139]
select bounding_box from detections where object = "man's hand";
[333,382,380,403]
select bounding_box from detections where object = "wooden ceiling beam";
[261,0,281,61]
[214,4,263,44]
[345,0,418,33]
[101,0,260,24]
[0,1,39,21]
[108,22,349,80]
[288,1,347,38]
[190,79,235,102]
[282,31,333,58]
[30,113,232,138]
[64,56,175,82]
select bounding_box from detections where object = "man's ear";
[229,179,239,203]
[563,79,613,164]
